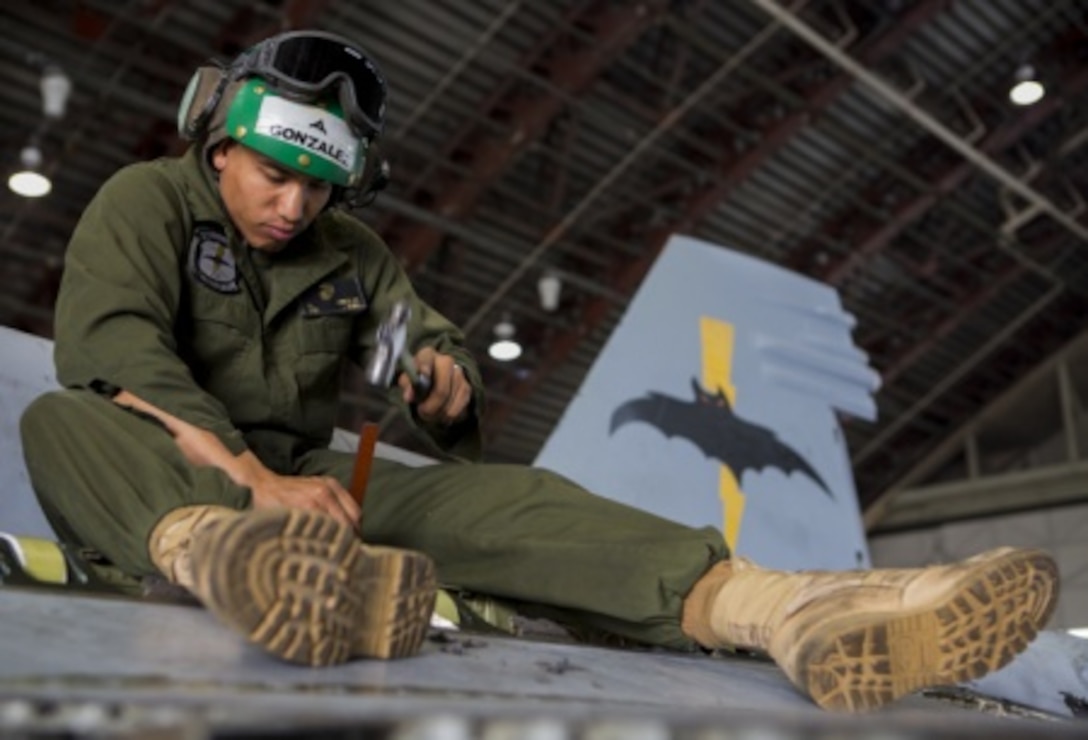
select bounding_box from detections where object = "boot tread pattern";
[193,509,436,667]
[798,549,1058,712]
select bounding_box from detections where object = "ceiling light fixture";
[40,65,72,119]
[1009,64,1044,106]
[8,145,51,198]
[488,316,522,362]
[537,271,562,312]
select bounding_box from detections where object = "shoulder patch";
[300,275,369,317]
[187,221,240,294]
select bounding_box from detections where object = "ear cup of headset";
[360,141,390,195]
[177,65,227,140]
[338,139,389,208]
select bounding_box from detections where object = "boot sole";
[795,548,1059,712]
[193,508,436,666]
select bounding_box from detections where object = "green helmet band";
[224,77,365,186]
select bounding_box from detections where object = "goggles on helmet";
[230,31,386,138]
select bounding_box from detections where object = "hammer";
[363,299,432,397]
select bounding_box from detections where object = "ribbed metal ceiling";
[1,0,1085,516]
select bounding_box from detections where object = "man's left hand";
[398,347,473,426]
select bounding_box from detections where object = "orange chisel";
[349,421,380,530]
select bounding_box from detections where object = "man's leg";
[297,450,727,649]
[20,390,435,665]
[300,449,1059,712]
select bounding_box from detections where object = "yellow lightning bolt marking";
[700,317,744,552]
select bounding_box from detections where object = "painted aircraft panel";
[535,235,880,571]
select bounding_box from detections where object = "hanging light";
[1009,64,1044,106]
[40,66,72,119]
[537,271,562,312]
[488,316,522,362]
[8,145,51,198]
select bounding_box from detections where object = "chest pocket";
[184,285,259,370]
[296,314,356,355]
[294,274,367,357]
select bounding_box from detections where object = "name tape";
[254,95,358,169]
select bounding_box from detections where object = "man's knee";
[20,389,86,448]
[20,388,141,461]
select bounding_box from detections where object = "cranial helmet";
[223,77,365,186]
[177,31,388,192]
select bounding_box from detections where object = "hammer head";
[363,300,412,388]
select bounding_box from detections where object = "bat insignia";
[610,378,832,498]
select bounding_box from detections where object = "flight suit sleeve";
[53,164,248,454]
[345,219,485,462]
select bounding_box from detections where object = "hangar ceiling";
[1,0,1086,526]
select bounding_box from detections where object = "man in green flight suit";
[19,30,1060,713]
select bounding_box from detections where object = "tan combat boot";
[682,548,1059,712]
[148,506,437,666]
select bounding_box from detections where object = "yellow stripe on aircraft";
[700,317,744,552]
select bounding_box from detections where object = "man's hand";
[246,468,361,529]
[398,347,473,426]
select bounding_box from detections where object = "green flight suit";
[19,146,728,650]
